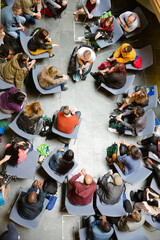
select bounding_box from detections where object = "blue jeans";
[23,13,36,24]
[76,58,90,76]
[45,80,67,90]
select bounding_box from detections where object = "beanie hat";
[113,173,123,186]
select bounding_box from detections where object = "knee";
[78,8,85,14]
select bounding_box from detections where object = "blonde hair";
[135,90,148,104]
[23,101,43,119]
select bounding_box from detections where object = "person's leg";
[45,81,67,90]
[75,111,81,119]
[149,144,158,155]
[18,16,26,26]
[6,31,18,39]
[75,8,85,21]
[115,159,125,172]
[148,160,160,188]
[24,13,36,24]
[29,47,52,56]
[3,184,10,202]
[46,2,58,18]
[56,1,67,16]
[141,136,153,146]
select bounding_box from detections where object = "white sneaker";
[108,127,117,133]
[77,36,85,42]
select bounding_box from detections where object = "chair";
[52,114,82,140]
[113,224,148,240]
[92,0,111,17]
[124,110,155,137]
[128,85,158,110]
[143,213,160,230]
[96,194,126,217]
[125,45,153,70]
[79,227,87,240]
[65,186,95,216]
[32,68,61,95]
[6,151,39,179]
[9,188,49,228]
[20,32,49,60]
[97,75,135,95]
[0,111,11,120]
[113,163,152,185]
[90,17,124,49]
[6,0,15,5]
[150,178,160,194]
[42,147,78,183]
[0,77,14,90]
[9,111,37,140]
[148,151,160,163]
[125,7,149,39]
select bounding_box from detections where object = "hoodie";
[68,173,97,205]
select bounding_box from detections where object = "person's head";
[24,101,43,118]
[103,16,114,28]
[8,90,26,106]
[127,13,137,25]
[134,90,148,104]
[63,149,74,162]
[83,50,91,62]
[102,221,111,233]
[114,62,126,74]
[127,144,141,160]
[90,0,96,4]
[27,192,37,204]
[38,29,49,41]
[112,173,123,186]
[122,44,132,53]
[48,66,59,78]
[132,210,142,222]
[62,106,70,116]
[84,175,93,186]
[134,106,145,118]
[12,3,22,15]
[18,53,29,64]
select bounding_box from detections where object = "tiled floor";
[0,0,160,239]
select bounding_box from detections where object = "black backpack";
[43,178,58,195]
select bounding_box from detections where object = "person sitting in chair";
[15,0,42,25]
[86,215,114,240]
[17,180,45,220]
[73,46,96,81]
[97,169,124,205]
[0,176,11,208]
[0,222,19,240]
[56,105,81,134]
[49,147,74,175]
[17,101,43,135]
[38,65,69,91]
[118,209,145,232]
[44,0,68,20]
[114,89,148,114]
[108,106,147,136]
[109,43,136,64]
[68,168,97,205]
[74,0,100,21]
[117,11,140,33]
[27,28,59,57]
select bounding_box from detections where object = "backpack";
[43,178,58,195]
[46,195,57,210]
[152,214,160,223]
[133,56,142,69]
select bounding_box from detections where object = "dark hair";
[103,16,114,27]
[8,91,26,106]
[135,106,145,117]
[18,53,29,64]
[38,29,49,40]
[129,145,141,160]
[4,137,29,166]
[103,222,111,232]
[63,150,74,162]
[0,24,4,30]
[12,3,22,11]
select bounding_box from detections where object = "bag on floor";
[46,195,57,210]
[43,178,58,195]
[132,56,142,69]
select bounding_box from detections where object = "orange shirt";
[57,112,79,134]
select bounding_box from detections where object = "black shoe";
[116,102,122,107]
[62,87,68,91]
[130,191,135,201]
[49,54,55,58]
[90,72,98,80]
[81,75,87,81]
[114,108,122,114]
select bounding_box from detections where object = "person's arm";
[118,12,127,26]
[116,110,134,131]
[90,219,101,228]
[82,0,89,15]
[38,189,45,203]
[90,0,100,15]
[101,171,112,185]
[69,172,81,187]
[0,155,11,166]
[113,46,122,59]
[146,188,159,199]
[27,60,36,71]
[77,56,84,66]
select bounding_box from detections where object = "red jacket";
[68,173,97,205]
[57,112,79,134]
